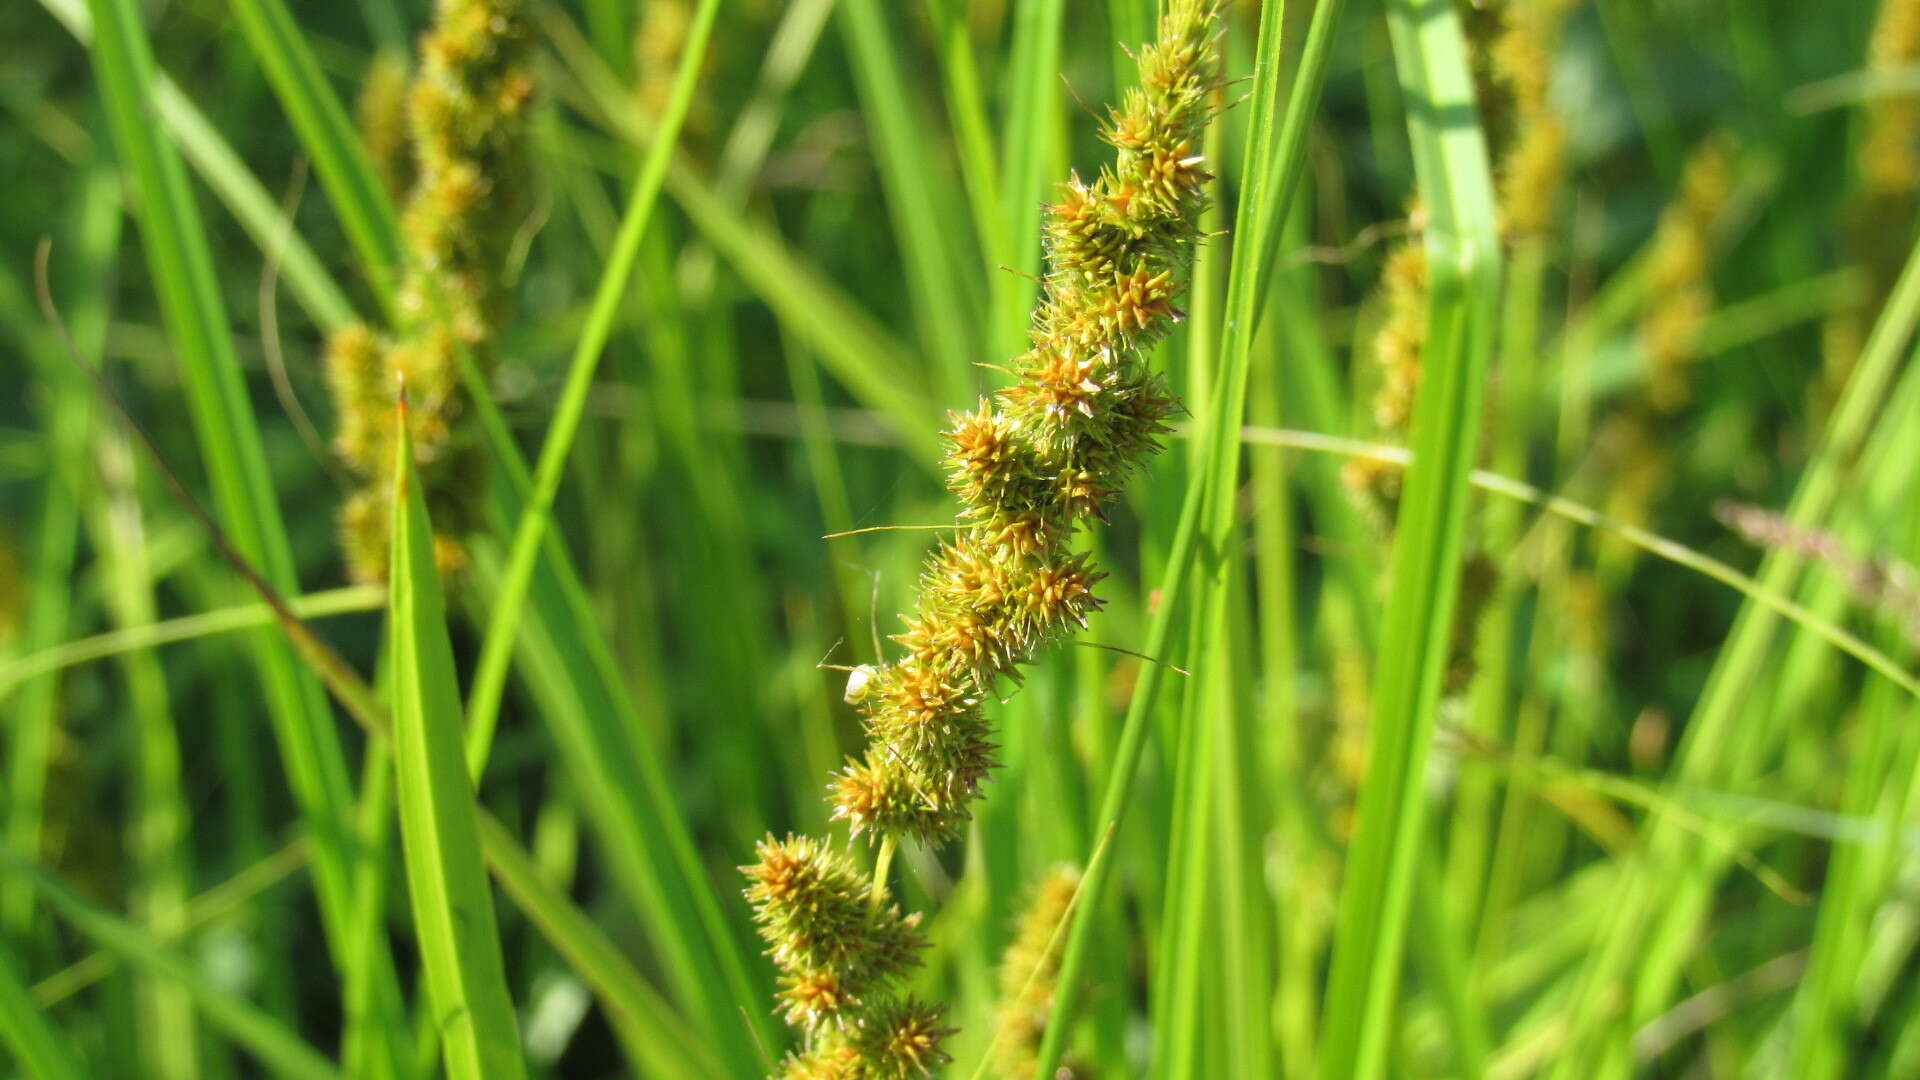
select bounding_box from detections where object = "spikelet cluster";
[1639,136,1733,413]
[746,5,1222,1075]
[742,837,929,1030]
[325,0,533,581]
[825,0,1220,849]
[991,866,1084,1079]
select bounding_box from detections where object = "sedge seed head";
[742,836,926,1032]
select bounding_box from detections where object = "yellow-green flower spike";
[324,0,532,582]
[746,2,1223,1074]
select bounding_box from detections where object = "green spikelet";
[742,836,928,1033]
[325,0,532,582]
[745,3,1223,1073]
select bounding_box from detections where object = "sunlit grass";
[7,0,1920,1076]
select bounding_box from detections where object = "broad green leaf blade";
[387,406,527,1080]
[1317,0,1502,1076]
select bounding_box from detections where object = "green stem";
[869,836,898,918]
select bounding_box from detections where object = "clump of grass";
[744,1,1222,1071]
[325,0,533,582]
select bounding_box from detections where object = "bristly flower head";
[825,0,1219,853]
[748,2,1223,1074]
[742,836,927,1032]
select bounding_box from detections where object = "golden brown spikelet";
[741,836,928,1033]
[746,3,1224,1073]
[817,0,1220,854]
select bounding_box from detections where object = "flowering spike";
[325,0,531,582]
[747,2,1222,1072]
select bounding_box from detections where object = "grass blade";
[477,813,724,1080]
[1035,0,1348,1071]
[222,0,402,302]
[387,400,527,1080]
[2,853,340,1080]
[0,586,384,693]
[0,944,85,1079]
[463,0,718,779]
[78,0,410,1070]
[837,0,983,399]
[1315,0,1501,1075]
